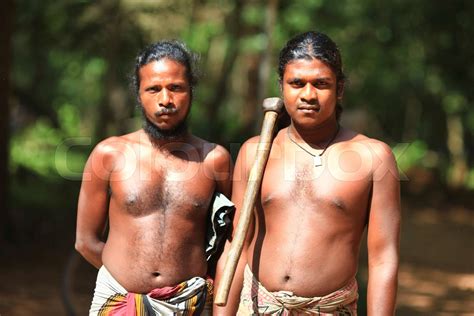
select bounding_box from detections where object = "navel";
[151,271,161,277]
[332,197,345,210]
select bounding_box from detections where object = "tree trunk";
[0,0,14,243]
[94,1,122,142]
[205,0,244,143]
[242,54,260,138]
[255,0,278,131]
[239,0,279,139]
[446,113,468,188]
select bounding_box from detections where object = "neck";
[141,113,190,148]
[289,118,339,148]
[141,129,191,149]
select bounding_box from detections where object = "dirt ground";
[0,194,473,315]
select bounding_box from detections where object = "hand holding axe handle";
[215,97,284,306]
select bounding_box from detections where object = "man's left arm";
[204,143,233,278]
[210,144,233,197]
[367,142,401,316]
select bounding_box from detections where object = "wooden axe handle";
[215,97,283,306]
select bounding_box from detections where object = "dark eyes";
[145,85,185,93]
[290,80,304,88]
[169,84,184,91]
[146,86,160,93]
[288,80,330,88]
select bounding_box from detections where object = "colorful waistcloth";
[89,266,212,316]
[237,265,358,315]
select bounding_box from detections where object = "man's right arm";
[366,141,401,315]
[213,138,257,315]
[75,139,115,269]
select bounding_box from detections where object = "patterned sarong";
[89,193,233,315]
[89,266,213,316]
[237,265,358,315]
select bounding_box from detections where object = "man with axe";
[214,31,400,315]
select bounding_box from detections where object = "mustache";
[297,102,320,110]
[155,107,178,115]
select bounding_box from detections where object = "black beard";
[141,108,189,141]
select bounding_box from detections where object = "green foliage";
[393,140,435,173]
[10,103,89,180]
[182,21,221,54]
[10,119,63,177]
[284,4,313,30]
[8,0,474,198]
[242,3,264,27]
[57,56,107,106]
[467,169,474,190]
[241,33,267,52]
[443,92,467,114]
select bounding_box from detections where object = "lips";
[297,105,320,112]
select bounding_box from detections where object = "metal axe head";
[262,97,284,113]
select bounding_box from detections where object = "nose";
[300,83,317,104]
[158,88,171,107]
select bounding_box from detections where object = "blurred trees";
[1,0,14,242]
[3,0,473,240]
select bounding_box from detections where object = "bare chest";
[261,147,372,215]
[109,155,215,217]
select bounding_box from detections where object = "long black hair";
[278,31,345,120]
[132,40,199,101]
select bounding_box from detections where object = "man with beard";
[214,31,400,315]
[76,40,233,315]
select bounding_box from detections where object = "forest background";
[0,0,473,315]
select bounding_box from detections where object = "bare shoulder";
[207,143,232,167]
[190,135,231,166]
[89,137,120,162]
[239,135,261,153]
[191,136,232,194]
[87,130,142,171]
[340,128,397,175]
[237,131,289,165]
[243,135,261,144]
[92,131,139,155]
[358,136,395,163]
[342,128,394,157]
[235,135,261,164]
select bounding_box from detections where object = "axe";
[215,97,284,306]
